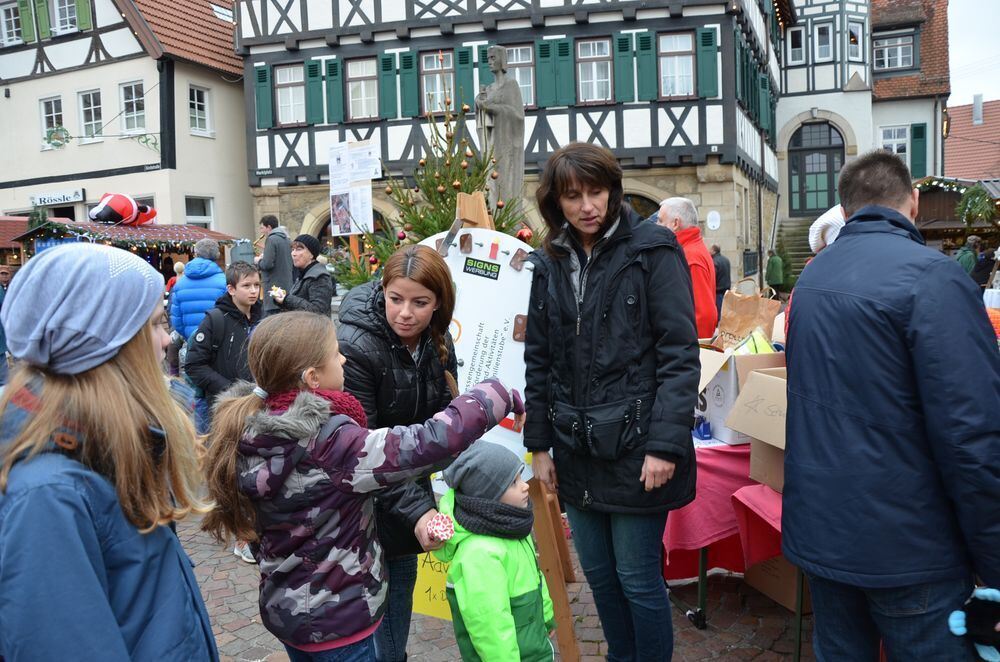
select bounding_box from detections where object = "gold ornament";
[461,103,470,112]
[496,200,505,208]
[465,148,474,158]
[490,171,499,179]
[452,180,461,189]
[445,160,451,167]
[418,158,426,167]
[404,223,414,231]
[436,185,446,193]
[412,186,419,193]
[434,171,440,179]
[491,158,496,164]
[445,97,452,106]
[460,160,468,169]
[384,185,393,194]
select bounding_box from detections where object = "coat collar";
[840,205,925,246]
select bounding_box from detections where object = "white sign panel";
[328,139,380,237]
[30,189,84,206]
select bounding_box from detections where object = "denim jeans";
[283,636,375,662]
[806,573,977,662]
[565,504,672,662]
[194,397,211,435]
[0,354,8,387]
[374,554,418,662]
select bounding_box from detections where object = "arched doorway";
[317,210,391,258]
[623,193,660,220]
[788,122,844,217]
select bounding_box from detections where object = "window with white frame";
[346,59,378,120]
[189,86,212,135]
[51,0,77,33]
[577,38,612,103]
[185,197,214,227]
[120,82,145,133]
[505,46,535,107]
[879,126,909,165]
[874,34,914,70]
[274,64,306,125]
[1,2,21,45]
[78,90,102,140]
[787,27,805,64]
[814,24,833,62]
[848,22,864,61]
[40,97,62,139]
[658,33,695,98]
[421,51,454,113]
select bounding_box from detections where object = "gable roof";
[119,0,241,76]
[945,100,1000,180]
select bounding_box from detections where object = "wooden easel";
[530,477,581,662]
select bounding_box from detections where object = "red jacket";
[675,227,718,338]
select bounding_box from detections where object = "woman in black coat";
[524,143,700,661]
[336,244,457,662]
[271,234,334,317]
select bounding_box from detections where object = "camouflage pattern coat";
[231,379,517,646]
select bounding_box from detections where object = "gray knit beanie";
[444,441,524,501]
[1,243,164,375]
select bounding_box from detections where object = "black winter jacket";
[184,294,262,399]
[337,281,458,557]
[524,208,700,514]
[277,261,335,317]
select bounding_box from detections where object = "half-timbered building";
[238,0,795,280]
[0,0,253,237]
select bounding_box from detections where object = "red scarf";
[265,389,368,428]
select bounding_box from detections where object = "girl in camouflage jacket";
[203,312,523,660]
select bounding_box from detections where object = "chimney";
[973,94,984,125]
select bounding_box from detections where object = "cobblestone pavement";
[178,516,815,661]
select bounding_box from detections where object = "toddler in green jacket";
[433,441,556,661]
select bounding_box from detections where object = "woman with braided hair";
[337,244,459,662]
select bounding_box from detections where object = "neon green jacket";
[433,489,555,661]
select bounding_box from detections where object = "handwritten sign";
[724,368,787,449]
[412,552,452,620]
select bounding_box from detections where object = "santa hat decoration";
[88,193,157,226]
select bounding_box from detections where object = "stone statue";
[475,46,525,208]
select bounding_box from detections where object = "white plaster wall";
[872,97,941,175]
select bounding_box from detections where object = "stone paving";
[178,515,815,661]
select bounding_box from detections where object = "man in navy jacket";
[784,150,1000,659]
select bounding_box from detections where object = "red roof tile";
[12,221,236,246]
[129,0,241,76]
[945,100,1000,179]
[871,0,950,100]
[0,217,69,249]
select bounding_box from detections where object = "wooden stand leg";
[531,478,581,662]
[545,489,576,582]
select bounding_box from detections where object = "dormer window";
[874,34,915,71]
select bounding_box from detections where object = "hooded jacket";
[276,261,335,317]
[784,205,1000,589]
[169,257,228,339]
[259,227,293,314]
[184,293,262,398]
[338,280,458,557]
[231,378,515,647]
[955,245,977,274]
[433,489,554,661]
[523,207,699,514]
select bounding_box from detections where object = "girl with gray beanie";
[0,243,218,661]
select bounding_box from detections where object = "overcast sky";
[948,0,1000,106]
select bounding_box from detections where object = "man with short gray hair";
[655,197,717,337]
[169,238,227,340]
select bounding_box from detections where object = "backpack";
[182,308,225,398]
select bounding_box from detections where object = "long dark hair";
[535,142,624,256]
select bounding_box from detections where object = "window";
[505,45,535,107]
[880,126,909,165]
[787,27,805,64]
[185,197,214,227]
[189,86,212,135]
[658,33,695,98]
[814,24,833,62]
[274,64,305,125]
[788,122,844,215]
[577,38,612,104]
[120,82,144,133]
[51,0,77,33]
[78,90,102,141]
[421,51,454,113]
[1,2,21,45]
[346,58,378,120]
[848,22,864,61]
[874,34,914,71]
[40,97,62,139]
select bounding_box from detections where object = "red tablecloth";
[731,483,784,567]
[662,443,754,580]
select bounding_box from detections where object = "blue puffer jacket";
[783,205,1000,589]
[169,258,227,339]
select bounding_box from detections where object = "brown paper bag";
[713,278,782,349]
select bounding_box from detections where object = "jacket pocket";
[549,402,585,455]
[551,396,654,461]
[510,586,553,661]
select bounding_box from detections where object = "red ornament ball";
[496,200,505,208]
[517,227,534,243]
[397,231,407,240]
[368,255,379,265]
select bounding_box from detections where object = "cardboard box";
[697,350,785,444]
[744,555,812,614]
[725,367,787,491]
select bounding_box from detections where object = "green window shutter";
[535,40,556,108]
[399,52,419,117]
[910,123,927,178]
[456,46,474,111]
[613,32,635,103]
[636,31,657,101]
[32,0,50,40]
[758,74,769,133]
[75,0,91,30]
[734,34,742,101]
[378,53,398,119]
[325,59,344,124]
[16,0,35,42]
[555,38,575,106]
[305,59,324,124]
[477,44,494,88]
[254,65,273,130]
[696,27,718,98]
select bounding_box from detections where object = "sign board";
[34,237,79,252]
[412,552,453,621]
[328,138,381,237]
[30,189,84,206]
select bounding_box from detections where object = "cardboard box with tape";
[697,349,785,445]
